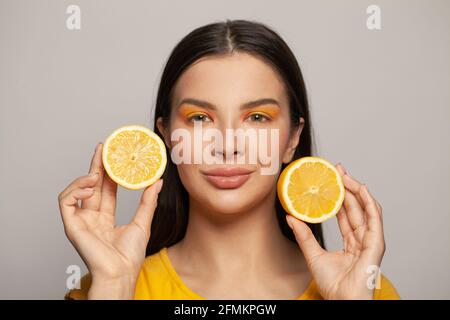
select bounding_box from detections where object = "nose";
[214,145,240,162]
[211,124,245,163]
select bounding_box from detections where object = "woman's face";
[157,52,304,215]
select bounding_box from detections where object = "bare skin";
[58,143,163,299]
[165,184,312,299]
[58,52,385,299]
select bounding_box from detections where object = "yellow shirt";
[65,247,400,300]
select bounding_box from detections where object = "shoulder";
[134,247,178,299]
[135,248,170,288]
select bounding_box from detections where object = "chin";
[201,186,261,215]
[206,200,252,215]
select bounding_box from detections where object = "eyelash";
[187,113,212,123]
[245,112,271,122]
[186,112,272,123]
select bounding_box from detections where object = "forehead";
[172,52,288,107]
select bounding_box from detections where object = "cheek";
[176,164,209,204]
[272,115,292,158]
[166,117,186,148]
[277,129,290,159]
[254,121,291,167]
[176,163,197,184]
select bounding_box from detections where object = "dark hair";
[146,19,324,256]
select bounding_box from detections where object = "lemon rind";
[102,125,167,190]
[278,156,345,224]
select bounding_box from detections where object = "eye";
[246,113,271,122]
[187,113,212,123]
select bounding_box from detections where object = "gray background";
[1,0,449,299]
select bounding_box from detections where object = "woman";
[60,20,400,300]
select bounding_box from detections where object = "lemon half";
[277,156,345,224]
[102,125,167,190]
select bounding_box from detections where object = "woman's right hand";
[58,143,163,299]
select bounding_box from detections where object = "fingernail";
[95,142,102,152]
[156,179,163,193]
[345,170,353,178]
[286,215,294,229]
[84,188,95,192]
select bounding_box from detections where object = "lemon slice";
[102,125,167,190]
[277,156,345,223]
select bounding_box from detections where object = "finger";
[342,175,366,209]
[338,164,366,206]
[336,163,365,230]
[59,188,95,222]
[375,200,383,221]
[81,143,104,210]
[335,163,354,237]
[375,201,382,213]
[359,185,384,236]
[99,172,118,215]
[336,207,362,255]
[132,179,163,236]
[343,187,366,232]
[336,205,352,238]
[335,163,346,178]
[59,173,100,200]
[340,164,384,220]
[286,215,325,266]
[359,186,386,266]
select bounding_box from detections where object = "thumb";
[286,215,325,265]
[132,179,163,235]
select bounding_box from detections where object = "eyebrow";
[177,98,281,111]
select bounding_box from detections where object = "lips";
[201,167,254,189]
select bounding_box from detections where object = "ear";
[156,117,171,149]
[282,117,305,164]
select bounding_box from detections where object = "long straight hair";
[146,19,324,256]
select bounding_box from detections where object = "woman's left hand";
[286,163,385,300]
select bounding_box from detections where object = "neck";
[174,188,305,277]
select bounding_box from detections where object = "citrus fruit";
[102,125,167,190]
[277,156,345,224]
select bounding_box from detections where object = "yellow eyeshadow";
[177,104,280,121]
[243,106,280,120]
[178,105,212,121]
